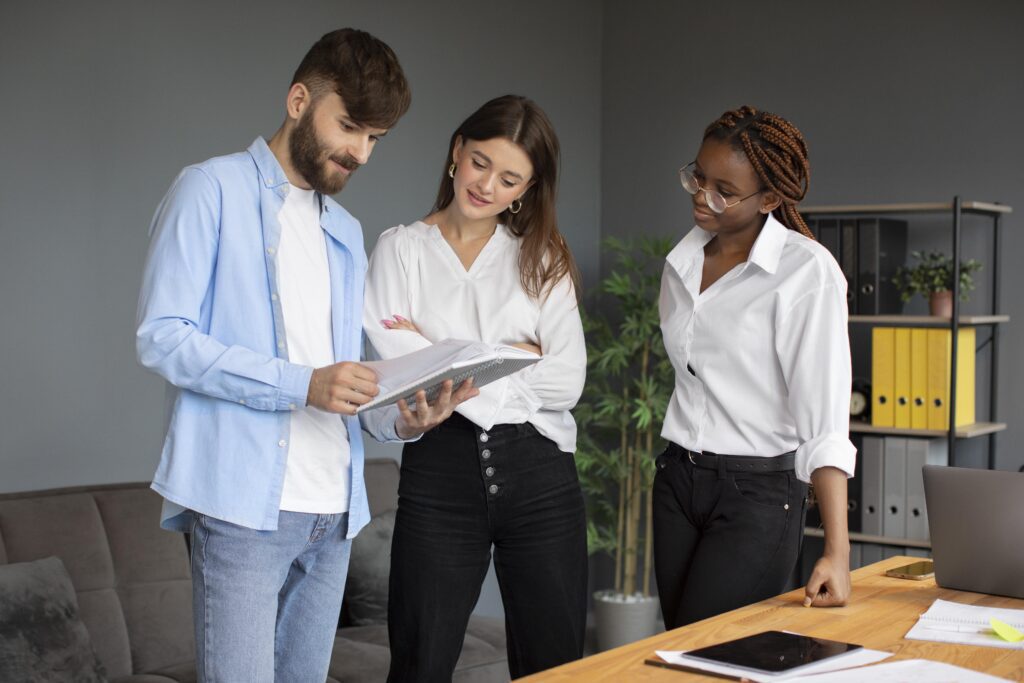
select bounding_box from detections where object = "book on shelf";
[357,338,540,413]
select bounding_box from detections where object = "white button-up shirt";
[363,222,586,453]
[659,213,856,483]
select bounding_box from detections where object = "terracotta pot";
[929,290,954,318]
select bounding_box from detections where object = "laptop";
[923,465,1024,599]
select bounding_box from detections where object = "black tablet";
[683,630,862,675]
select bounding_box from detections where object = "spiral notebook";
[905,599,1024,650]
[357,338,540,413]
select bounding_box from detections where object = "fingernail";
[381,320,393,328]
[394,315,406,322]
[803,597,812,607]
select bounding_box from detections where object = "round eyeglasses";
[678,163,761,214]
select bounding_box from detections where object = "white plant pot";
[593,590,660,652]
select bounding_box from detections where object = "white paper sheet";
[905,598,1024,650]
[652,647,892,682]
[793,659,1010,682]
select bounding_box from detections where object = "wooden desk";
[521,556,1024,681]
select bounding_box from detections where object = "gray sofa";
[0,458,509,682]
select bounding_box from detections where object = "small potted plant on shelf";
[892,250,982,317]
[575,235,674,652]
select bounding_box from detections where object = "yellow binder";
[927,328,976,430]
[872,327,895,427]
[893,328,912,428]
[910,328,929,429]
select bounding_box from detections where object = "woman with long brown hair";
[363,94,587,681]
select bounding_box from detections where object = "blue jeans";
[189,510,351,682]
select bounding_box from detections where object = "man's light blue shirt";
[136,137,401,534]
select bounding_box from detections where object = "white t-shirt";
[277,184,350,513]
[363,221,586,453]
[659,212,856,484]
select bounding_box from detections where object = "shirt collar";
[665,211,790,276]
[248,136,333,214]
[248,136,290,190]
[747,211,788,275]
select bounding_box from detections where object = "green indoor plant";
[575,236,674,650]
[892,250,982,317]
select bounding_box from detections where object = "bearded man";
[135,28,475,682]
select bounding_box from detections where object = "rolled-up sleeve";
[775,282,856,483]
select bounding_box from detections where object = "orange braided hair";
[704,106,813,239]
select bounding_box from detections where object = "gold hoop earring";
[448,163,456,179]
[509,198,522,215]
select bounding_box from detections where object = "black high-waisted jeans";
[652,442,809,629]
[387,413,587,682]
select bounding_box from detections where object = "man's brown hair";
[291,28,411,129]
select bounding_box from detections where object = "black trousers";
[652,442,809,629]
[387,414,587,682]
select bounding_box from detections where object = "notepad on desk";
[357,338,540,413]
[905,598,1024,650]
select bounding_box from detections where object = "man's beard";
[289,109,360,195]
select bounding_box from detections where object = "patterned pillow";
[0,556,106,682]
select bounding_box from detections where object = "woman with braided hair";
[653,105,855,628]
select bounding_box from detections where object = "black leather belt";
[669,443,795,473]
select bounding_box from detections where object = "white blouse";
[659,213,856,483]
[363,221,586,453]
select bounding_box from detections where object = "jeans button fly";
[488,484,498,494]
[480,432,489,443]
[481,449,491,460]
[485,467,495,477]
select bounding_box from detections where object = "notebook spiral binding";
[400,357,505,404]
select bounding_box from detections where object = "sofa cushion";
[328,618,509,683]
[0,556,107,682]
[342,509,394,626]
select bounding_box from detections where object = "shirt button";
[481,449,491,460]
[238,399,246,405]
[278,440,286,447]
[277,341,285,349]
[289,403,296,410]
[271,293,279,301]
[488,484,498,494]
[480,433,489,443]
[266,247,275,255]
[485,467,495,477]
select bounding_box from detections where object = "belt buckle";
[688,451,697,465]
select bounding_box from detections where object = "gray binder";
[849,542,863,570]
[904,438,948,540]
[860,436,884,535]
[840,218,858,313]
[882,437,907,538]
[861,543,883,565]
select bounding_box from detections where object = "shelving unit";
[803,196,1011,467]
[848,314,1009,326]
[849,422,1006,439]
[803,527,931,551]
[798,197,1011,567]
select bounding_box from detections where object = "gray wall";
[601,0,1024,472]
[0,0,602,493]
[0,0,601,620]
